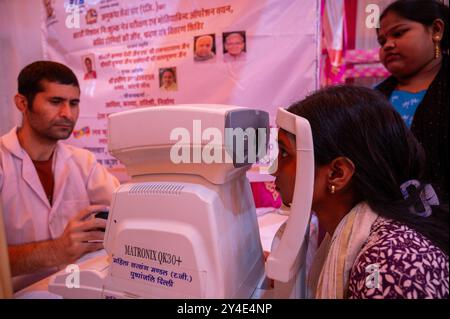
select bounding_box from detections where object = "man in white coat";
[0,61,119,291]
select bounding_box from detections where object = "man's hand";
[53,205,108,263]
[8,205,108,277]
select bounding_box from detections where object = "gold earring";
[434,37,441,59]
[330,185,336,194]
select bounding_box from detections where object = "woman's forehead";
[379,11,416,31]
[278,129,295,149]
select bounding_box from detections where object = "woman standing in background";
[376,0,449,201]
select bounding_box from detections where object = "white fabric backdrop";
[0,0,44,136]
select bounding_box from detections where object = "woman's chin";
[385,62,406,76]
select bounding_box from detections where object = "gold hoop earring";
[434,37,441,59]
[330,185,336,194]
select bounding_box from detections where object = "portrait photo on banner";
[193,33,217,62]
[223,31,247,62]
[159,67,178,92]
[82,54,98,80]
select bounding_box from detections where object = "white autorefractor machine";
[48,105,314,299]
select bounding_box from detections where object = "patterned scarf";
[307,202,378,299]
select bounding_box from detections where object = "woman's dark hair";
[18,60,80,109]
[287,85,448,254]
[379,0,449,52]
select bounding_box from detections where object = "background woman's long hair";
[287,85,448,254]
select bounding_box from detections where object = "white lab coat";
[0,127,120,291]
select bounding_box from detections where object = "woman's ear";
[14,94,28,114]
[327,156,355,193]
[432,18,445,40]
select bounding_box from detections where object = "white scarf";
[307,202,379,299]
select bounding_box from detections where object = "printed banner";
[42,0,320,180]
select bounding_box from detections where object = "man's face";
[162,71,174,87]
[24,80,80,141]
[225,33,245,56]
[195,36,213,57]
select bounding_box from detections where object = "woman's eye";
[280,150,289,158]
[392,29,406,37]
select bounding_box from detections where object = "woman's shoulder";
[347,217,449,299]
[362,217,445,255]
[374,76,397,96]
